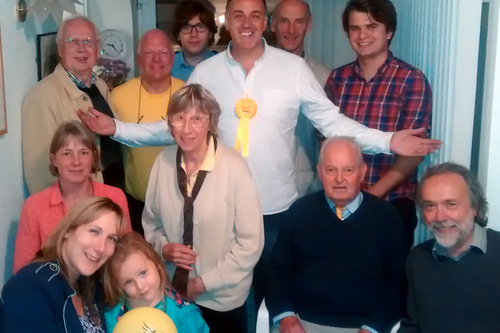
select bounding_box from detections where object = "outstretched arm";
[77,107,175,147]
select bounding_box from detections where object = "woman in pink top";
[13,121,132,273]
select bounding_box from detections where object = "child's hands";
[162,243,197,270]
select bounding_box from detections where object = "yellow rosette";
[234,98,257,158]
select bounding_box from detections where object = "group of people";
[0,0,496,333]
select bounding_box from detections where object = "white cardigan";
[143,142,264,311]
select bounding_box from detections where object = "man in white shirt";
[272,0,331,196]
[77,0,440,328]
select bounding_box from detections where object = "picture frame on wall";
[0,25,7,136]
[37,32,59,81]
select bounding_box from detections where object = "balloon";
[112,307,178,333]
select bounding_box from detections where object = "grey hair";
[417,162,489,227]
[318,136,364,165]
[167,84,221,138]
[136,29,174,56]
[56,15,100,44]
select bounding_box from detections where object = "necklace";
[137,78,172,124]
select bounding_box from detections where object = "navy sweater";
[267,191,407,333]
[1,261,107,333]
[399,229,500,333]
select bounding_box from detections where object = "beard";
[428,220,475,250]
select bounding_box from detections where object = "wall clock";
[100,29,128,60]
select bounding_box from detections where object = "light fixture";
[16,0,28,22]
[16,0,83,24]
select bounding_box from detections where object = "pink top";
[13,180,132,273]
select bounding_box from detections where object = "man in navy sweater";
[267,136,407,333]
[398,162,500,333]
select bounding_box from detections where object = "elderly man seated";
[267,136,407,333]
[398,162,500,333]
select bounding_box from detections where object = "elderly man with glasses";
[22,15,124,195]
[171,0,218,81]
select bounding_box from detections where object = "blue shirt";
[171,49,216,82]
[112,40,393,215]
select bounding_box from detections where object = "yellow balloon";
[112,307,178,333]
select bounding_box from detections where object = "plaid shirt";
[325,52,432,201]
[66,68,98,88]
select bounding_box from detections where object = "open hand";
[76,107,116,136]
[390,128,441,156]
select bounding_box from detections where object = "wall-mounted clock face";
[100,29,128,60]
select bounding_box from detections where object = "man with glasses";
[22,15,124,194]
[110,29,184,234]
[171,0,218,81]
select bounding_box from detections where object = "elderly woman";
[2,197,128,333]
[142,84,264,333]
[13,121,131,273]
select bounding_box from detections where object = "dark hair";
[342,0,397,42]
[417,162,489,227]
[172,0,218,47]
[226,0,267,14]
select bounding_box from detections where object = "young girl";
[102,232,209,333]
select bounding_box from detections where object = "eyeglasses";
[63,37,97,48]
[180,23,208,34]
[170,113,209,128]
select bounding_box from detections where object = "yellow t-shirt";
[111,76,185,201]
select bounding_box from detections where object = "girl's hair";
[102,232,170,308]
[36,196,127,325]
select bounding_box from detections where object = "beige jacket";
[22,64,109,194]
[143,142,264,311]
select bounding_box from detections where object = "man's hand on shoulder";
[76,107,116,136]
[279,316,306,333]
[390,127,441,156]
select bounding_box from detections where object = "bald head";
[138,29,173,56]
[274,0,311,19]
[272,0,312,55]
[137,29,174,85]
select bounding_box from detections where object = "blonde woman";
[1,197,128,333]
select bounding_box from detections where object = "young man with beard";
[399,162,500,333]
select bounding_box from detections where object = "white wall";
[479,0,500,231]
[86,0,136,78]
[0,6,59,285]
[304,0,354,70]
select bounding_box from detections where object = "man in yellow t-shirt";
[111,29,184,234]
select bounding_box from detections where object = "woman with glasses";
[142,84,264,333]
[171,0,219,81]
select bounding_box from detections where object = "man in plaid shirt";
[325,0,432,251]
